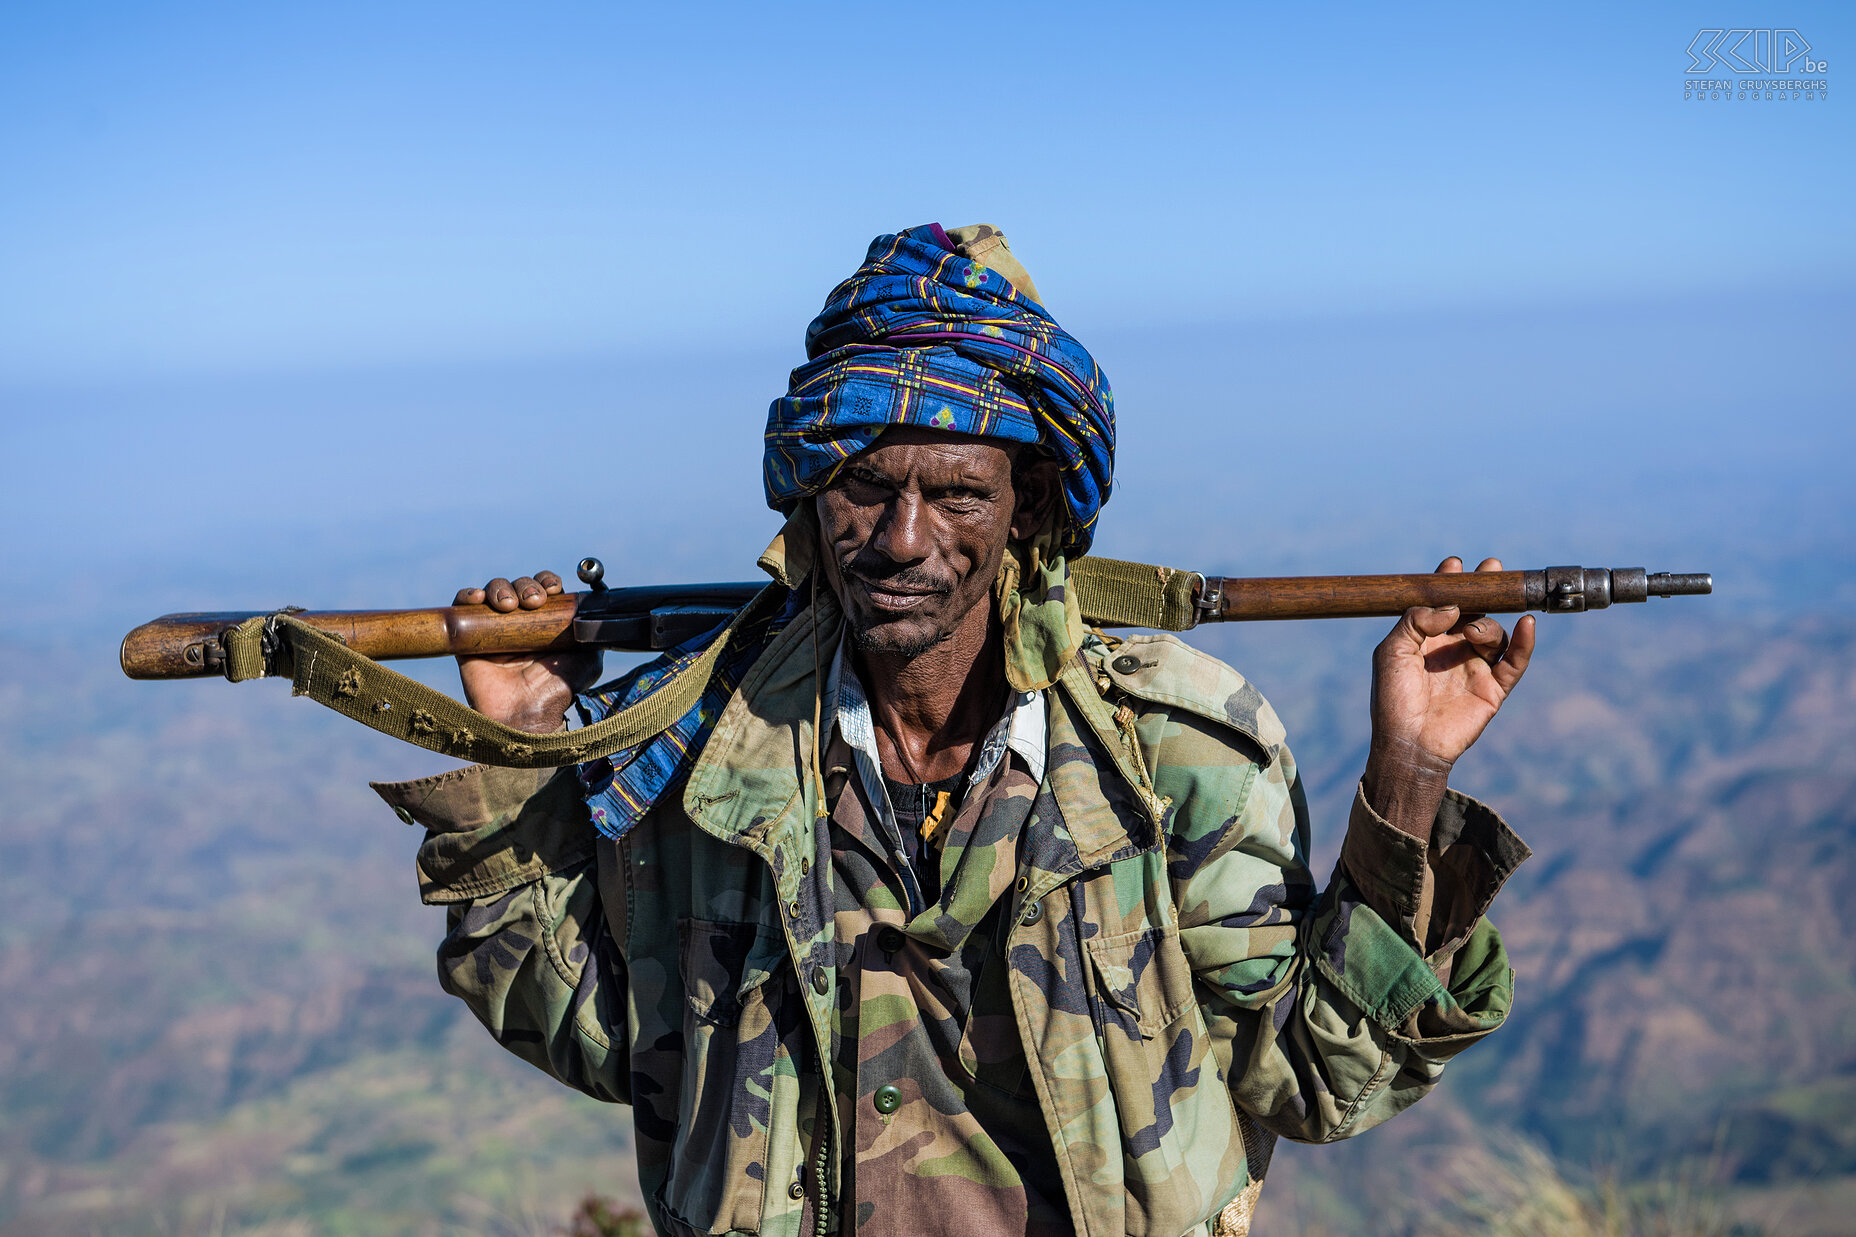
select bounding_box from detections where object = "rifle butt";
[119,594,584,680]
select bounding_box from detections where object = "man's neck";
[855,613,1007,785]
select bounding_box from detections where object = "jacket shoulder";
[1082,631,1286,762]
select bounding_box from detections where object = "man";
[373,225,1533,1237]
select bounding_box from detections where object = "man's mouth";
[844,571,949,614]
[862,586,932,611]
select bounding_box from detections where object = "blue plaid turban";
[763,224,1116,555]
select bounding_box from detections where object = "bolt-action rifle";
[117,554,1714,768]
[122,557,1711,682]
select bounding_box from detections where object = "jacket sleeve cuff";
[1337,780,1531,958]
[371,764,595,904]
[1312,875,1520,1040]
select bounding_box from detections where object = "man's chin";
[847,616,947,660]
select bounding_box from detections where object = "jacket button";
[788,1180,804,1200]
[873,1084,902,1114]
[1111,654,1142,675]
[875,925,906,955]
[1021,899,1043,925]
[811,969,830,995]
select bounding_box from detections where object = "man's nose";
[870,493,930,562]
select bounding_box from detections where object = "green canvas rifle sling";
[218,556,1202,769]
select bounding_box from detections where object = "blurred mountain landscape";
[2,603,1851,1235]
[1217,613,1856,1236]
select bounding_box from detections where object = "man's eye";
[838,474,887,497]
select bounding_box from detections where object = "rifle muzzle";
[1539,567,1714,612]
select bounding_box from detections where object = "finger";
[511,576,549,609]
[1460,615,1509,663]
[1492,614,1536,692]
[1434,556,1464,574]
[454,586,487,605]
[1441,559,1504,635]
[483,577,520,612]
[1402,603,1461,642]
[1447,606,1486,635]
[535,570,564,595]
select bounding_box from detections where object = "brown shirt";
[821,730,1072,1235]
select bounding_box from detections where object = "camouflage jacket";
[375,603,1527,1237]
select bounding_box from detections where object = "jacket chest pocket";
[1086,922,1236,1234]
[1087,924,1196,1042]
[663,917,794,1236]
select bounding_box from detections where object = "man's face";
[815,427,1055,660]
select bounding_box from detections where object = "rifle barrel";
[1201,566,1712,622]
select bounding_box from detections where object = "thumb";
[1396,604,1460,646]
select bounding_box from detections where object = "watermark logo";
[1685,29,1829,101]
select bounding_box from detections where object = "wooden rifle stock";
[120,562,1712,682]
[121,595,585,681]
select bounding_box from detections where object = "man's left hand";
[1364,556,1536,842]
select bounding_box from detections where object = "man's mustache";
[840,558,955,597]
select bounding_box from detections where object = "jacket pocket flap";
[679,917,787,1027]
[1086,924,1194,1038]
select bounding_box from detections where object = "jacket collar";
[681,590,834,859]
[683,592,1160,870]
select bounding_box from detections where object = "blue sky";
[1,1,1851,632]
[3,2,1848,377]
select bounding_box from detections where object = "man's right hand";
[454,570,603,734]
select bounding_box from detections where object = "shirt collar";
[825,639,1046,787]
[825,640,1045,919]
